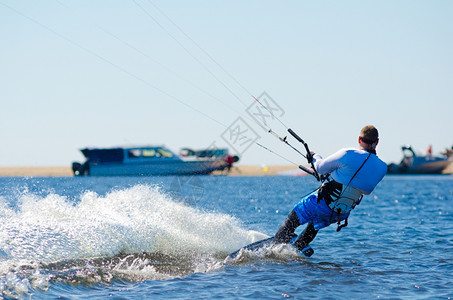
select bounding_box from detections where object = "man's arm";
[312,149,346,175]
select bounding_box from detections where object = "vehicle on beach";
[72,145,239,176]
[387,145,452,174]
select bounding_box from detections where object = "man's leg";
[274,210,300,243]
[292,223,318,251]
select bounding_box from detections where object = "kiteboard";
[227,234,314,260]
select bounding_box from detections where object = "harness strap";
[334,152,372,232]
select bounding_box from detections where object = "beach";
[0,162,452,177]
[0,163,453,177]
[0,165,303,177]
[0,166,73,177]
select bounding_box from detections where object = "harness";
[318,152,372,231]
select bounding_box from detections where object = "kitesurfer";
[274,125,387,253]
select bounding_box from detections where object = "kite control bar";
[288,128,320,181]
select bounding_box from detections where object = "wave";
[0,184,267,296]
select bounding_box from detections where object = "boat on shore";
[387,145,452,174]
[72,146,239,176]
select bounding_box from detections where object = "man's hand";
[307,151,315,164]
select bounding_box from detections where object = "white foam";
[0,184,266,266]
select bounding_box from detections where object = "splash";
[0,184,267,296]
[225,243,304,266]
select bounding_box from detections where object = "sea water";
[0,175,452,299]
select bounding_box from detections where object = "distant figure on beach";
[225,155,239,172]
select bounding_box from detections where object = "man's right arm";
[312,149,345,175]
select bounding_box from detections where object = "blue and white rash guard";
[313,148,387,195]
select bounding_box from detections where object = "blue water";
[1,175,452,299]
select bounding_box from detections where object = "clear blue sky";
[1,0,452,167]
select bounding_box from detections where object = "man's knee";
[275,210,300,243]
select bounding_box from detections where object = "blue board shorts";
[293,192,350,230]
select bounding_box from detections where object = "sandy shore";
[216,165,303,176]
[0,165,302,177]
[1,163,451,177]
[0,166,74,177]
[444,162,453,174]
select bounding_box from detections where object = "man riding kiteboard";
[273,125,387,256]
